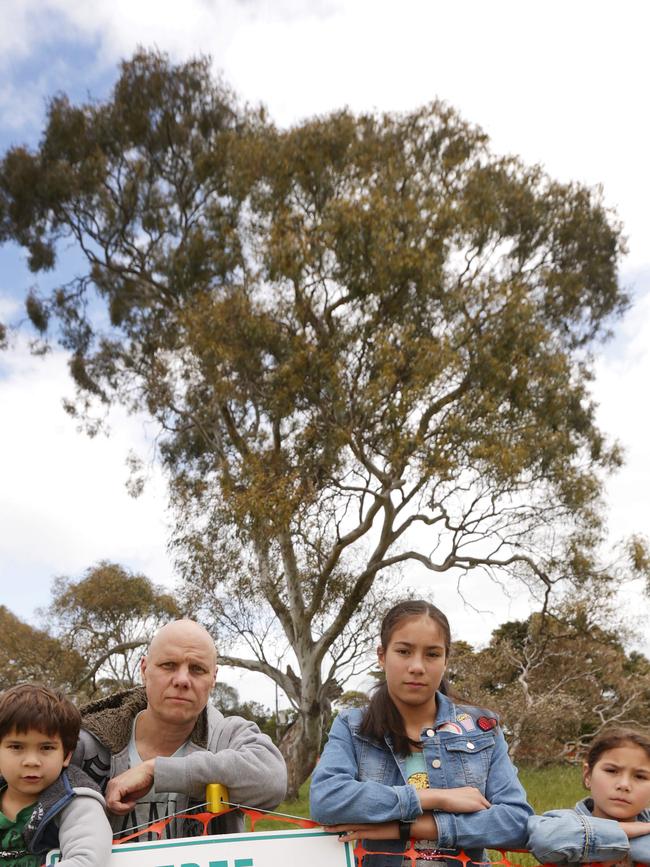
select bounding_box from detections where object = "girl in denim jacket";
[310,600,532,866]
[528,728,650,866]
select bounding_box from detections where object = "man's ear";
[62,751,72,768]
[213,664,218,686]
[140,654,148,682]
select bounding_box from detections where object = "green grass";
[519,763,584,814]
[244,779,312,831]
[496,764,584,867]
[244,764,587,865]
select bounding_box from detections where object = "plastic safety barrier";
[111,784,639,867]
[111,783,317,845]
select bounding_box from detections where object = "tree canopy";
[44,561,180,694]
[1,564,180,699]
[0,50,635,794]
[449,595,650,764]
[0,605,85,691]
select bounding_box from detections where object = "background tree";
[0,50,637,794]
[337,690,371,710]
[0,605,85,692]
[212,682,277,740]
[44,560,180,695]
[450,593,650,764]
[212,682,240,713]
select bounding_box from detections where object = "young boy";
[0,683,112,867]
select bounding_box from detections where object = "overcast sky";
[1,0,649,707]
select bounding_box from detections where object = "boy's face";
[0,729,71,809]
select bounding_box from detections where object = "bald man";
[71,620,287,839]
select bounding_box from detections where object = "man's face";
[141,622,217,728]
[0,728,71,811]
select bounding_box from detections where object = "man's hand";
[105,759,156,814]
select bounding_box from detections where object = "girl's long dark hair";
[360,600,456,756]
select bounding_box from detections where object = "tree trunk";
[508,715,525,761]
[279,706,327,800]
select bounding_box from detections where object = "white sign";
[47,828,353,867]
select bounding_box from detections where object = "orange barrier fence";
[111,785,644,867]
[112,803,317,844]
[346,845,531,867]
[112,801,535,866]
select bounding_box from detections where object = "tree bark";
[279,705,328,801]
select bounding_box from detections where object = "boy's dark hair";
[360,600,458,755]
[585,727,650,771]
[0,683,81,754]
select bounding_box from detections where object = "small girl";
[310,600,533,866]
[528,728,650,865]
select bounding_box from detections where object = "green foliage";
[25,291,49,332]
[44,560,180,695]
[450,593,650,764]
[2,563,179,699]
[337,690,370,709]
[212,682,239,712]
[0,605,85,692]
[212,682,278,740]
[627,534,650,590]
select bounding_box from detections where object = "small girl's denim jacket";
[310,692,532,866]
[528,798,650,864]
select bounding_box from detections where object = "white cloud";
[0,81,44,134]
[0,296,21,321]
[594,282,650,542]
[0,338,175,622]
[0,1,49,62]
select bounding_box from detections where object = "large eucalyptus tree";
[0,50,629,794]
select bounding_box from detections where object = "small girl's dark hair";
[0,683,81,755]
[360,600,455,756]
[586,727,650,771]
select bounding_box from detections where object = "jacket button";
[426,729,435,737]
[467,742,475,750]
[431,759,441,768]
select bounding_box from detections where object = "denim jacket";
[310,692,532,867]
[527,797,650,864]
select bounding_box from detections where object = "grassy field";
[519,763,584,813]
[244,778,312,831]
[248,763,587,862]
